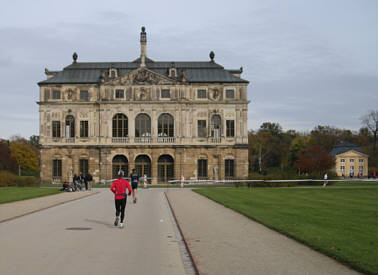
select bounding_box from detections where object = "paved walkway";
[166,189,360,275]
[0,188,362,275]
[0,189,186,275]
[0,190,98,223]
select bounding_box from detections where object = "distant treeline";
[248,123,377,178]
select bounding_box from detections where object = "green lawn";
[329,180,378,187]
[0,187,61,204]
[194,187,378,275]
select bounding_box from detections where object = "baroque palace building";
[38,27,250,184]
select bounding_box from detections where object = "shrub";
[0,170,39,187]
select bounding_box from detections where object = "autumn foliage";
[9,141,39,173]
[294,145,335,174]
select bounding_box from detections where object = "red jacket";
[110,178,132,200]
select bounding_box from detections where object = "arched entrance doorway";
[112,155,128,179]
[135,155,151,179]
[158,155,174,183]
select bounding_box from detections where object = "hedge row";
[248,171,338,180]
[0,171,40,187]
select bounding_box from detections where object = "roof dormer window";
[169,68,177,78]
[169,62,177,78]
[109,68,118,78]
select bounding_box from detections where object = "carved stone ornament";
[211,88,220,100]
[66,89,75,100]
[133,70,155,84]
[135,87,149,101]
[107,68,175,86]
[133,69,173,85]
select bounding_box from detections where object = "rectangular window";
[161,89,170,98]
[359,159,364,162]
[52,121,61,137]
[53,159,62,178]
[359,166,364,174]
[198,159,208,179]
[198,120,207,137]
[340,159,345,162]
[225,89,235,99]
[350,159,354,163]
[80,159,88,177]
[115,89,124,99]
[226,120,235,137]
[340,166,345,173]
[52,90,60,100]
[197,89,207,99]
[80,121,88,137]
[44,89,50,100]
[225,159,235,178]
[80,90,89,100]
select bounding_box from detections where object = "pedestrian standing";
[110,170,131,228]
[73,174,79,191]
[86,173,93,190]
[79,172,85,190]
[129,169,140,203]
[323,173,328,187]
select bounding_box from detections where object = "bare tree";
[361,110,378,153]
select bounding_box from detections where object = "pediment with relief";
[106,67,177,86]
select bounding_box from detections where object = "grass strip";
[194,187,378,275]
[0,187,61,204]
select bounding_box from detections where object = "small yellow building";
[331,142,369,177]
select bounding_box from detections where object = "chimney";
[140,26,147,67]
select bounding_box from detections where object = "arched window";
[211,114,221,137]
[158,113,174,137]
[135,114,151,137]
[135,155,151,179]
[158,155,174,182]
[65,115,75,138]
[112,114,128,137]
[112,155,128,179]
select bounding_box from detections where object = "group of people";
[73,172,92,191]
[110,169,140,228]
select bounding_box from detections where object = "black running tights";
[115,198,127,222]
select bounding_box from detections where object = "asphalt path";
[0,188,186,275]
[167,189,360,275]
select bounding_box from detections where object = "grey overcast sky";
[0,0,377,139]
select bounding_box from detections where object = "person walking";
[143,174,148,188]
[110,170,131,228]
[323,173,328,187]
[129,169,140,203]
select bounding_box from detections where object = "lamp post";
[374,121,378,154]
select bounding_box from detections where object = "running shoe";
[120,223,124,228]
[114,216,119,226]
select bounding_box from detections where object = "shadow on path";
[85,218,114,229]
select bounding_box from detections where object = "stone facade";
[331,142,369,177]
[333,150,369,177]
[38,27,250,184]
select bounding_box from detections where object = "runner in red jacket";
[110,170,132,228]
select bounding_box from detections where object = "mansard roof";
[330,141,367,156]
[38,59,249,85]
